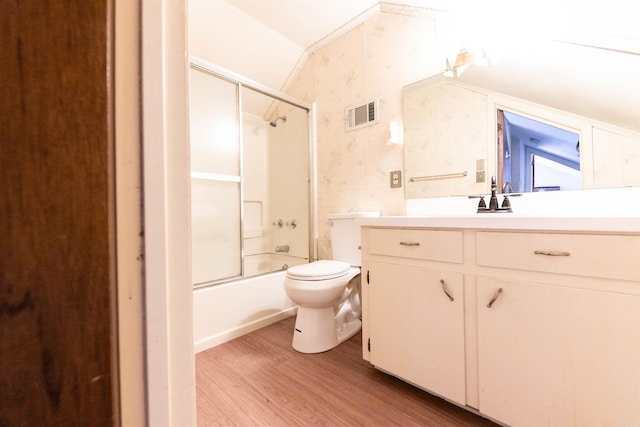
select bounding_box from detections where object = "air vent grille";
[346,99,378,131]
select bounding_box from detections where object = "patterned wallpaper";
[287,11,444,259]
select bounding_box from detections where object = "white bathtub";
[193,269,297,353]
[243,252,306,277]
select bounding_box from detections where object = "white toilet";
[284,212,379,353]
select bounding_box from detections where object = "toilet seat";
[287,260,351,281]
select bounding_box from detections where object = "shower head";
[269,115,287,127]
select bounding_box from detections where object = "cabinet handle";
[534,250,570,257]
[399,241,420,246]
[487,288,503,308]
[440,279,454,301]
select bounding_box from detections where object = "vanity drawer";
[368,228,464,263]
[476,231,640,281]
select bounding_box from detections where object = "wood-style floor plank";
[196,316,499,426]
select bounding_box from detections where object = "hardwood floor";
[196,316,499,426]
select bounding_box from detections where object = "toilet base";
[291,306,362,353]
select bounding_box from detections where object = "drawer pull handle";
[487,288,503,308]
[534,250,570,257]
[399,241,420,246]
[440,279,454,302]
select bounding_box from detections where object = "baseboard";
[194,306,297,353]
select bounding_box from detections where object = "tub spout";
[275,245,289,253]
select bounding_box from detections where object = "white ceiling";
[223,0,379,49]
[217,0,640,131]
[223,0,640,53]
[223,0,463,49]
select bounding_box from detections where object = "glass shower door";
[189,58,313,288]
[189,68,242,284]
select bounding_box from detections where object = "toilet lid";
[287,260,351,281]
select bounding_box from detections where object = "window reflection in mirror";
[498,109,580,193]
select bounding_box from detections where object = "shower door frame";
[189,56,317,287]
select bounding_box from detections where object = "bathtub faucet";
[275,245,290,253]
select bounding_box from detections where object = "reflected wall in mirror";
[498,109,580,193]
[403,75,490,198]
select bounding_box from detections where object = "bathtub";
[193,269,297,353]
[243,252,306,277]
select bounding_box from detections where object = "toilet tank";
[328,212,380,266]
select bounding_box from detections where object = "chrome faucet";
[488,176,500,210]
[472,176,514,213]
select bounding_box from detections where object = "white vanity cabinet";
[361,221,640,427]
[475,231,640,427]
[363,228,466,405]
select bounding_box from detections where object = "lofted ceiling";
[223,0,379,49]
[223,0,460,49]
[223,0,640,53]
[217,0,640,131]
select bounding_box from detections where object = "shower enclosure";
[189,57,314,288]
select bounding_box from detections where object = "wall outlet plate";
[476,171,486,183]
[390,170,402,188]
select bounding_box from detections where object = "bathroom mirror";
[403,38,640,199]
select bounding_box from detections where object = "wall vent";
[346,98,378,131]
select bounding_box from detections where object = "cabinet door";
[478,276,640,427]
[369,261,465,404]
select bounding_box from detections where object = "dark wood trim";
[0,1,117,425]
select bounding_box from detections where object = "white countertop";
[358,215,640,233]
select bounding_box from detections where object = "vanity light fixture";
[443,58,457,78]
[444,48,491,78]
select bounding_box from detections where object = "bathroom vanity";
[359,216,640,427]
